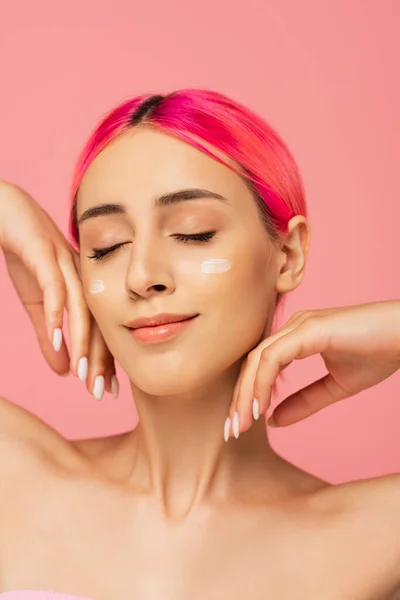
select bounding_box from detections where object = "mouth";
[127,315,199,344]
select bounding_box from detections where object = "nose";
[124,237,175,300]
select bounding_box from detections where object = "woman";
[0,88,399,599]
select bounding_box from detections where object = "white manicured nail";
[233,412,240,439]
[253,398,260,420]
[111,375,119,398]
[223,416,231,442]
[77,357,88,381]
[93,375,105,400]
[52,328,62,352]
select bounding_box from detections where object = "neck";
[128,364,279,520]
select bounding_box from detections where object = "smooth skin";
[0,127,400,600]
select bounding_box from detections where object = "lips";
[128,315,198,343]
[125,313,198,330]
[134,316,195,329]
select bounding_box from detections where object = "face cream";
[200,259,232,274]
[89,280,105,294]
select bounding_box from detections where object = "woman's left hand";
[226,301,400,439]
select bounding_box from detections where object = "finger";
[226,313,317,439]
[233,356,292,435]
[229,354,259,436]
[271,309,311,336]
[253,319,328,417]
[23,241,67,346]
[86,317,117,400]
[225,357,247,440]
[57,250,91,380]
[232,322,305,436]
[25,302,70,375]
[91,320,118,397]
[269,373,348,427]
[6,244,70,375]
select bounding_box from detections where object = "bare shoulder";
[0,395,65,448]
[0,395,133,470]
[0,395,75,482]
[313,471,400,515]
[309,473,400,596]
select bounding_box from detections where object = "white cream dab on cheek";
[200,259,232,274]
[89,280,105,294]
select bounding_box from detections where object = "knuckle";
[299,310,313,321]
[303,314,321,331]
[259,346,275,366]
[246,351,254,364]
[51,276,66,291]
[39,238,57,260]
[56,244,72,262]
[36,237,54,252]
[294,310,306,319]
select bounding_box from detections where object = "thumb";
[268,374,347,427]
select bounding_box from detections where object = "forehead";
[77,126,251,208]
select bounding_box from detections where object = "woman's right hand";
[0,181,118,399]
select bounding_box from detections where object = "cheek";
[83,277,117,333]
[176,257,234,305]
[88,279,105,294]
[198,244,276,342]
[178,250,276,371]
[84,278,108,311]
[179,243,274,317]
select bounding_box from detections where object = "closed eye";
[174,231,216,243]
[87,231,217,261]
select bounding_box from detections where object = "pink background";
[0,0,399,484]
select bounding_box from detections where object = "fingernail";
[52,328,62,352]
[223,416,231,442]
[77,357,88,382]
[252,398,260,420]
[111,375,119,398]
[233,412,240,439]
[268,415,277,427]
[93,375,105,401]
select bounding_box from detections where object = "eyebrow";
[77,188,228,226]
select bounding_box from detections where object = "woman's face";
[76,126,285,395]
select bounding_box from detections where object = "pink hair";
[69,88,306,245]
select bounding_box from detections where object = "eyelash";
[87,231,217,261]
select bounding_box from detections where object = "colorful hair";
[68,88,307,246]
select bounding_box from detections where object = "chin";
[128,375,203,397]
[113,334,249,397]
[123,357,227,398]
